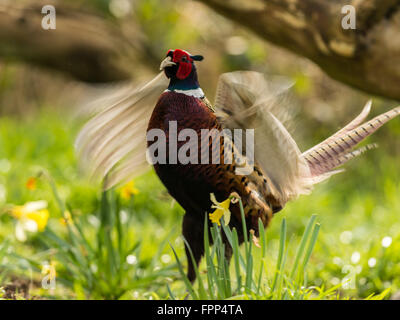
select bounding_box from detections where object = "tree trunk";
[199,0,400,100]
[0,1,137,83]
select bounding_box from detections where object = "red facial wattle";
[172,49,193,80]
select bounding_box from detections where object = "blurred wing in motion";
[215,71,294,130]
[214,71,400,205]
[75,72,168,189]
[214,71,311,204]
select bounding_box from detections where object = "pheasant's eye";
[181,56,188,62]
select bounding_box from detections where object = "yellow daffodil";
[11,200,49,241]
[209,193,232,226]
[59,210,73,226]
[118,181,139,200]
[26,177,37,190]
[42,260,57,282]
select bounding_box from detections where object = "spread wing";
[215,71,294,129]
[75,72,169,189]
[214,71,312,204]
[214,71,400,204]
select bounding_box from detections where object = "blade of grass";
[294,222,321,289]
[257,218,266,294]
[169,243,198,300]
[271,217,286,292]
[182,237,208,299]
[166,283,176,300]
[289,215,317,279]
[245,231,254,294]
[276,249,288,299]
[238,199,248,257]
[222,223,246,270]
[203,216,216,299]
[231,228,242,294]
[301,223,320,274]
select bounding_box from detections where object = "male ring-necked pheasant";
[76,49,400,282]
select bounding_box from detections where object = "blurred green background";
[0,0,399,300]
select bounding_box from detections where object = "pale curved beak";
[159,56,176,70]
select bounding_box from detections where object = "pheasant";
[76,49,400,282]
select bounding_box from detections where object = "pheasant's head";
[160,49,203,91]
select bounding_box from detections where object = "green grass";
[0,111,399,299]
[172,206,325,300]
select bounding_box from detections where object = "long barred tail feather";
[303,104,400,177]
[304,100,372,156]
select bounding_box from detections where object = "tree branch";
[199,0,400,100]
[0,2,137,83]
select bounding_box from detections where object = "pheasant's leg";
[182,212,205,282]
[224,239,233,262]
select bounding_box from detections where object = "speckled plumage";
[147,91,274,281]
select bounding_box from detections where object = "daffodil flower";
[11,200,49,242]
[60,210,73,226]
[42,260,57,289]
[209,193,236,226]
[42,260,57,279]
[118,181,139,200]
[26,177,37,190]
